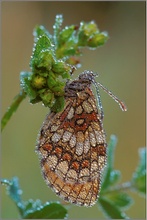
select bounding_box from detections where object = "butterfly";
[36,70,127,207]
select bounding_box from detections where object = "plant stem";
[112,181,133,192]
[103,181,134,195]
[1,90,26,132]
[1,177,25,217]
[1,178,12,186]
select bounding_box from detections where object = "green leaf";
[110,170,121,184]
[132,147,146,195]
[30,35,53,69]
[1,90,26,131]
[98,196,129,219]
[23,202,67,219]
[56,25,79,58]
[106,192,133,210]
[107,135,118,169]
[1,177,67,219]
[33,25,52,42]
[101,135,120,191]
[58,25,76,45]
[23,199,42,212]
[37,49,55,71]
[51,96,65,113]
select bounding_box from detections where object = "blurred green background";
[2,1,145,219]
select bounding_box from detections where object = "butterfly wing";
[36,86,107,206]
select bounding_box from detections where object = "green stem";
[1,177,25,217]
[1,90,26,132]
[103,181,134,195]
[1,178,12,186]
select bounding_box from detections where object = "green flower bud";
[47,71,65,96]
[31,75,46,89]
[52,61,71,79]
[87,32,109,48]
[78,21,101,47]
[39,89,55,107]
[52,61,66,73]
[84,21,99,34]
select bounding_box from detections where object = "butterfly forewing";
[36,71,107,206]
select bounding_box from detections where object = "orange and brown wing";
[36,87,107,206]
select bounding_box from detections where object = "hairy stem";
[103,181,134,195]
[1,178,12,186]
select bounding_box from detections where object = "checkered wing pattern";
[36,72,107,207]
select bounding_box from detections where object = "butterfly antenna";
[96,81,127,112]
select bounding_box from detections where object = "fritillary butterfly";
[36,70,127,207]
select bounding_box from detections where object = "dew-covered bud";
[39,89,55,107]
[31,75,46,89]
[87,32,109,48]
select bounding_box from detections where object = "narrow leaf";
[98,197,129,219]
[132,147,146,195]
[109,170,121,186]
[23,202,67,219]
[23,199,42,212]
[101,135,118,191]
[106,192,133,210]
[107,134,118,169]
[1,90,26,131]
